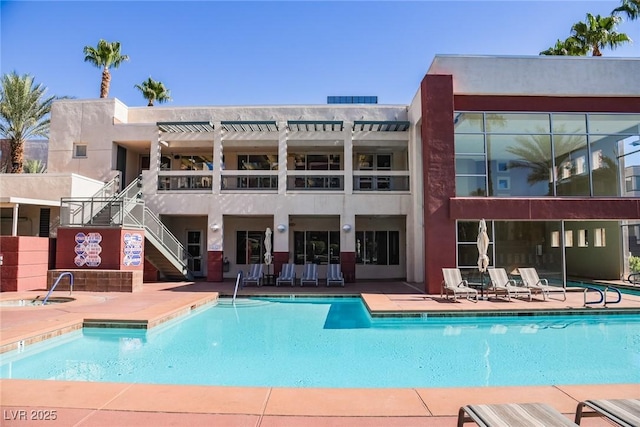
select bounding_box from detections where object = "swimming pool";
[1,297,639,388]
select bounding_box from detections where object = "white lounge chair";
[275,263,296,287]
[300,263,318,287]
[242,263,263,287]
[326,263,345,287]
[518,267,566,301]
[575,398,640,427]
[487,267,532,301]
[441,268,478,302]
[458,402,578,427]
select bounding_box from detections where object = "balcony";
[353,171,410,192]
[157,171,212,191]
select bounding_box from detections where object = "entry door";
[187,230,204,277]
[116,145,127,185]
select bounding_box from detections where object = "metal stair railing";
[133,206,192,280]
[57,175,191,280]
[52,174,120,234]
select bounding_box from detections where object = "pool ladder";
[42,272,74,305]
[583,286,621,307]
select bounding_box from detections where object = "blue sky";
[1,1,638,107]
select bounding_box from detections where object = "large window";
[355,153,392,190]
[236,231,271,265]
[355,231,400,265]
[294,154,341,170]
[293,231,340,265]
[238,154,277,170]
[454,113,640,197]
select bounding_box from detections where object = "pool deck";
[1,280,639,426]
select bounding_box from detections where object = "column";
[213,122,222,194]
[343,121,353,195]
[12,204,19,236]
[278,121,288,195]
[207,213,223,281]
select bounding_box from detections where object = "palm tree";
[83,39,129,98]
[134,77,172,106]
[569,13,632,56]
[0,72,56,173]
[540,38,588,56]
[613,0,640,20]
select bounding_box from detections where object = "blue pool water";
[1,297,639,388]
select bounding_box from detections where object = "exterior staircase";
[59,176,193,281]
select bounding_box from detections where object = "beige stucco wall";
[427,55,640,96]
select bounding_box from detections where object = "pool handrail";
[604,286,622,306]
[232,271,242,304]
[583,286,604,307]
[43,272,74,305]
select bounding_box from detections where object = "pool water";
[1,297,639,388]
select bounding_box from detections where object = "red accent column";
[340,252,356,283]
[143,258,159,282]
[421,74,457,295]
[207,251,223,282]
[273,252,288,276]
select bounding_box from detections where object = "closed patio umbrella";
[264,227,273,272]
[477,219,490,297]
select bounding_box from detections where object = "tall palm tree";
[613,0,640,20]
[569,13,631,56]
[540,38,588,56]
[0,72,56,173]
[83,39,129,98]
[134,77,172,106]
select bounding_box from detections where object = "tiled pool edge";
[0,321,83,354]
[0,294,219,354]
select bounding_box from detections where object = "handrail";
[43,272,73,305]
[51,174,120,235]
[604,286,622,306]
[583,286,604,306]
[233,271,243,304]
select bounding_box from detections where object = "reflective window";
[487,134,551,196]
[552,114,587,134]
[486,113,550,134]
[293,231,340,265]
[588,114,640,134]
[454,112,639,198]
[454,113,484,133]
[455,134,485,154]
[236,231,269,265]
[355,231,400,265]
[590,135,620,196]
[554,134,589,196]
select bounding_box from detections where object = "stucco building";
[1,55,638,293]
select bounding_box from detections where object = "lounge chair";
[487,267,532,301]
[519,267,566,301]
[300,263,318,287]
[458,402,578,427]
[575,398,640,426]
[441,268,478,302]
[326,263,345,287]
[275,263,296,287]
[242,263,263,287]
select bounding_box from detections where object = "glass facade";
[454,113,640,197]
[293,231,340,265]
[355,231,400,265]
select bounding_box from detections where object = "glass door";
[187,230,203,277]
